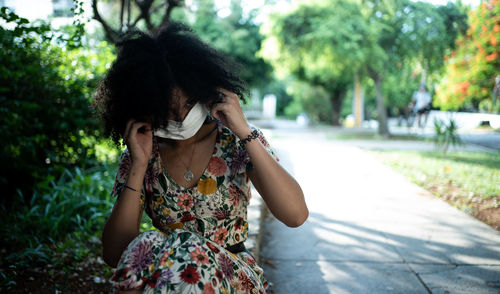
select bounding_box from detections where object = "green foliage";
[383,65,421,116]
[479,94,500,113]
[436,1,470,53]
[283,80,332,122]
[435,0,499,112]
[260,0,374,124]
[260,0,466,127]
[0,164,115,267]
[261,0,372,85]
[433,118,463,153]
[0,7,116,202]
[359,0,465,134]
[400,1,465,74]
[184,0,272,90]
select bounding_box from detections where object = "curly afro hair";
[92,22,248,146]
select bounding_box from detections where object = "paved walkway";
[258,129,500,294]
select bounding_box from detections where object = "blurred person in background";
[411,82,432,129]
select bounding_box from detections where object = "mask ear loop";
[150,117,161,177]
[151,119,160,163]
[144,127,160,217]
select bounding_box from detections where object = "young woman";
[94,22,308,294]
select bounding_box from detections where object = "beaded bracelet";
[239,129,259,146]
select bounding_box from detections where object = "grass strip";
[371,150,500,231]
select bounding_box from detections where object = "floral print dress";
[109,120,279,294]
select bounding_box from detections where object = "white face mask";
[154,103,209,140]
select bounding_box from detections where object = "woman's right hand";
[123,119,153,169]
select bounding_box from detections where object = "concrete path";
[259,129,500,294]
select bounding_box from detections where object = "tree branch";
[136,0,155,31]
[120,0,125,32]
[131,2,163,28]
[158,0,183,32]
[127,0,131,28]
[92,0,184,44]
[92,0,118,43]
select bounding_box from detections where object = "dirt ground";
[428,183,500,232]
[2,247,113,293]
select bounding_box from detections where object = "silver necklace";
[165,122,218,183]
[172,132,199,182]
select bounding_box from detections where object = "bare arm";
[211,89,308,228]
[101,164,146,267]
[245,131,308,227]
[101,120,152,268]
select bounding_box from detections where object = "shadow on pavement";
[261,210,500,294]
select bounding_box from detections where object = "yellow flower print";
[197,177,217,195]
[167,222,183,230]
[226,250,238,260]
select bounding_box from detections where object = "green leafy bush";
[0,164,116,267]
[0,7,115,203]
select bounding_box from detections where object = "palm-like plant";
[433,118,463,154]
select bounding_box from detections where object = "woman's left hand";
[210,88,251,139]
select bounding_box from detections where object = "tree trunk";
[371,73,390,137]
[353,73,363,127]
[330,90,344,126]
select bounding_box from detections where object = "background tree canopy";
[259,0,471,135]
[435,0,500,112]
[259,0,372,126]
[187,0,273,90]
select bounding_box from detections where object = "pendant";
[184,169,194,182]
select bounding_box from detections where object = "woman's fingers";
[211,88,239,117]
[130,121,150,136]
[211,89,250,137]
[216,87,233,96]
[139,122,153,133]
[125,120,153,167]
[124,120,152,146]
[217,88,240,104]
[210,102,229,119]
[124,119,135,141]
